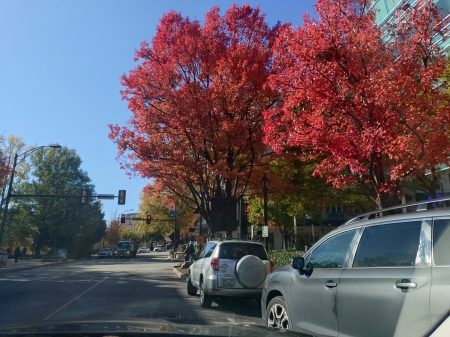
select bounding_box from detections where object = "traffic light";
[121,214,125,224]
[80,189,88,204]
[118,190,126,205]
[146,215,152,224]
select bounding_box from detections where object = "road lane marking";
[43,276,108,321]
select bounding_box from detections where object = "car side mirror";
[292,257,305,271]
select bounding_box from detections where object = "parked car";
[97,248,113,259]
[137,247,150,253]
[187,240,274,308]
[153,245,164,252]
[261,197,450,337]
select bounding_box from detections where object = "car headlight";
[127,250,130,254]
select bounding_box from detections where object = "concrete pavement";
[0,252,263,328]
[0,257,79,273]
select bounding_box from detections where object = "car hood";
[0,319,309,336]
[272,263,293,273]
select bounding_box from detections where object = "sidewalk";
[0,258,78,274]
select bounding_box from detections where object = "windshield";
[2,0,443,336]
[219,243,268,260]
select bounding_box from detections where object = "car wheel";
[187,275,197,296]
[266,297,290,330]
[199,279,212,308]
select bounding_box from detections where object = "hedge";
[268,250,305,268]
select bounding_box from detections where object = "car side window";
[307,230,356,268]
[433,218,450,266]
[353,221,422,267]
[202,243,217,259]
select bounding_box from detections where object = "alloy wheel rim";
[267,303,289,329]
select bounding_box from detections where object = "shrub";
[268,250,305,268]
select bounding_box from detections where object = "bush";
[268,250,305,268]
[169,249,174,258]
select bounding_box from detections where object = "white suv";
[187,240,274,308]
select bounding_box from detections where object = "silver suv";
[261,198,450,337]
[187,240,274,308]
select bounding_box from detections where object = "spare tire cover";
[235,255,266,288]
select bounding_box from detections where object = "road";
[0,252,262,328]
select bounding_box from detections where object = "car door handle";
[395,279,417,289]
[325,281,337,288]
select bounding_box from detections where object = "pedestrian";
[14,246,20,264]
[184,243,194,262]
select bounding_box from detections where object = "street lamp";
[261,173,270,251]
[0,144,61,246]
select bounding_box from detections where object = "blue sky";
[0,0,316,222]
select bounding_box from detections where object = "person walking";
[14,246,21,264]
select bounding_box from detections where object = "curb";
[173,267,189,282]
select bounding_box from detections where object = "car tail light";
[210,257,219,271]
[269,260,275,273]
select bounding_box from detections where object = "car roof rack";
[343,196,450,226]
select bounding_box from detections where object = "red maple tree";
[109,5,281,225]
[263,0,450,208]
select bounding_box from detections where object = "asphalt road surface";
[0,252,262,328]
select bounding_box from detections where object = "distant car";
[153,245,164,252]
[98,248,113,259]
[137,247,149,253]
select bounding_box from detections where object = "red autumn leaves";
[110,0,450,208]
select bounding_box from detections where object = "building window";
[436,0,450,17]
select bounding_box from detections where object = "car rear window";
[218,243,268,260]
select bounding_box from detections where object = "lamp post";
[261,173,270,251]
[0,144,61,246]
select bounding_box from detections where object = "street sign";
[169,209,176,217]
[262,226,268,237]
[131,217,143,221]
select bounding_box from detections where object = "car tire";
[235,255,266,288]
[199,279,212,308]
[266,296,290,330]
[187,275,197,296]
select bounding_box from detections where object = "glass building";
[370,0,450,49]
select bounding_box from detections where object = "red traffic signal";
[120,214,126,224]
[146,215,152,224]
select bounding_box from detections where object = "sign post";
[262,225,268,238]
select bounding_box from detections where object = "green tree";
[247,159,375,249]
[135,191,194,243]
[11,146,105,256]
